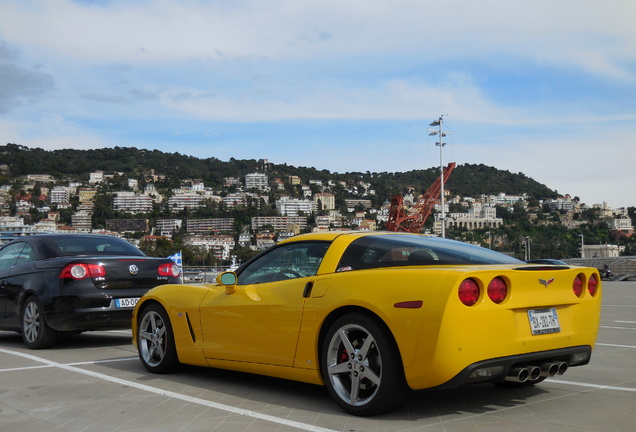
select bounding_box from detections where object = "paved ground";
[1,281,635,432]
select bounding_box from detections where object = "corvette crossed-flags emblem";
[539,278,555,287]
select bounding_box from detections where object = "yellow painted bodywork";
[132,232,602,390]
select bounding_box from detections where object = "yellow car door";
[200,242,329,367]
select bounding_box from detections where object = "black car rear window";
[44,236,144,257]
[337,234,521,272]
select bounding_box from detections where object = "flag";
[167,251,182,266]
[167,251,183,283]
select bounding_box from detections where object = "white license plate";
[115,297,140,308]
[528,308,560,335]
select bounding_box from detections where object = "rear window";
[44,236,144,257]
[337,234,521,272]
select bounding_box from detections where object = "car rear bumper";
[429,345,593,390]
[45,300,137,332]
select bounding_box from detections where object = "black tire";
[321,312,407,416]
[21,296,58,349]
[137,303,180,373]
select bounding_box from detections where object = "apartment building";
[187,218,235,233]
[156,219,183,237]
[245,172,269,191]
[78,188,98,203]
[50,186,70,206]
[183,235,236,260]
[167,192,203,211]
[72,210,92,232]
[276,197,316,216]
[314,193,336,210]
[113,192,154,213]
[251,216,308,231]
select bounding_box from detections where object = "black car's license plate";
[115,297,140,308]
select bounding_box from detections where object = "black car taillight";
[60,263,107,280]
[158,263,180,277]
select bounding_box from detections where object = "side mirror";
[216,271,238,294]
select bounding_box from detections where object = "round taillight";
[573,275,584,297]
[159,263,180,277]
[588,274,599,296]
[487,277,508,304]
[60,263,105,279]
[459,279,480,306]
[70,264,87,279]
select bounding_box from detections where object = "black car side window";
[15,244,37,266]
[0,242,26,271]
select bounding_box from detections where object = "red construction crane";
[385,162,456,233]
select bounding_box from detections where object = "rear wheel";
[137,303,179,373]
[21,296,58,349]
[321,313,407,416]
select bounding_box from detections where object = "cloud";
[0,40,55,114]
[0,0,634,209]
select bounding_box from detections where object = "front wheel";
[321,313,407,416]
[21,296,58,349]
[137,303,180,373]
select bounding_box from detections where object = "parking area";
[1,281,635,432]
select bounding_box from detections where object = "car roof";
[277,230,431,244]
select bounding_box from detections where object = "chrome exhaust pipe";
[540,362,560,377]
[527,366,541,381]
[505,367,529,383]
[556,361,568,375]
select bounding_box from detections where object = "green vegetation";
[1,143,634,262]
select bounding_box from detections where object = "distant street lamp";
[427,116,451,238]
[487,230,492,249]
[524,236,531,261]
[580,234,584,258]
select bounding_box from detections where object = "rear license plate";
[528,308,560,335]
[115,297,140,308]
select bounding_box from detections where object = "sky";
[0,0,635,208]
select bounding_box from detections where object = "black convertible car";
[0,234,180,349]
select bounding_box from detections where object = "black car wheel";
[21,296,58,349]
[321,312,406,416]
[137,303,179,373]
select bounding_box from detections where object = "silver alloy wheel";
[138,309,167,367]
[325,323,382,407]
[23,301,41,344]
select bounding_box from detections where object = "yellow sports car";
[132,231,601,416]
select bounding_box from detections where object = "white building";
[183,235,236,260]
[276,197,316,216]
[245,173,269,191]
[168,192,204,211]
[72,210,92,232]
[113,192,154,214]
[156,219,183,237]
[89,171,104,184]
[611,218,634,231]
[50,187,70,205]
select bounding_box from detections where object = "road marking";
[615,320,636,324]
[597,343,636,349]
[548,379,636,392]
[600,326,636,330]
[0,348,338,432]
[0,356,138,372]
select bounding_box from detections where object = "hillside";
[0,144,559,201]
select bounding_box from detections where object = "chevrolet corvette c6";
[132,232,601,416]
